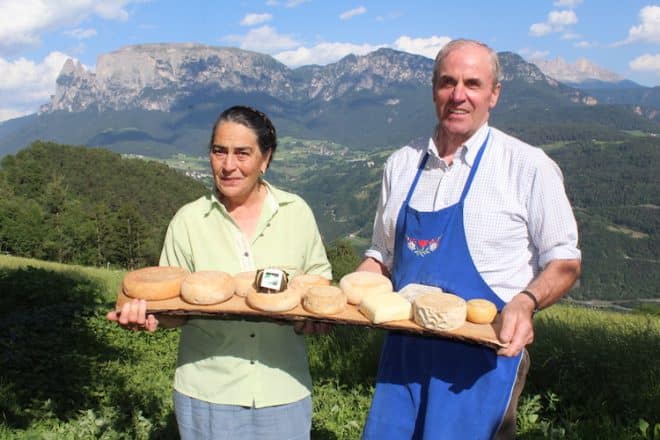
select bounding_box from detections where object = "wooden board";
[116,289,507,350]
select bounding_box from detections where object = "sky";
[0,0,659,122]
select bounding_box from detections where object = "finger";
[118,302,132,325]
[145,314,159,332]
[106,310,119,321]
[136,300,147,325]
[127,299,141,323]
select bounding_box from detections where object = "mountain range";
[0,43,658,158]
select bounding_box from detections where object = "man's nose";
[451,83,466,101]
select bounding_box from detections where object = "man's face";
[433,44,501,145]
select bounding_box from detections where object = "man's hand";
[496,294,535,357]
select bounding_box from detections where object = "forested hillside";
[0,142,206,268]
[0,134,658,302]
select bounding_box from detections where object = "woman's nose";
[222,153,237,170]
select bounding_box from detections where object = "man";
[358,39,581,439]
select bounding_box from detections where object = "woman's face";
[209,121,271,207]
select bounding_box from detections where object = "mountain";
[532,57,625,85]
[531,56,660,121]
[1,44,658,159]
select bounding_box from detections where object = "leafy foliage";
[0,141,206,268]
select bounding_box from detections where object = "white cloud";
[224,26,299,53]
[393,35,451,59]
[626,6,660,44]
[274,42,382,67]
[339,6,366,20]
[529,22,553,37]
[64,28,97,39]
[553,0,582,8]
[240,13,272,26]
[629,53,660,74]
[0,51,71,121]
[530,9,578,37]
[548,10,578,27]
[0,0,141,55]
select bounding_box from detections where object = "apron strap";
[458,130,490,203]
[403,153,429,205]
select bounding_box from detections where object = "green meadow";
[0,255,658,439]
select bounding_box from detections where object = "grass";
[0,255,658,439]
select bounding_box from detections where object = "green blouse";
[159,182,332,407]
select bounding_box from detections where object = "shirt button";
[250,360,255,365]
[244,252,249,257]
[250,333,255,338]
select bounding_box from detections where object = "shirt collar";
[427,123,490,167]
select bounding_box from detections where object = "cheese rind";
[466,299,498,324]
[233,271,257,297]
[180,270,235,305]
[339,271,393,305]
[398,283,444,303]
[358,292,412,324]
[289,274,331,296]
[122,266,189,300]
[413,293,467,331]
[303,286,347,315]
[246,289,301,312]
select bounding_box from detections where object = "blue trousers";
[174,390,312,440]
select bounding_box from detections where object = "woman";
[108,105,332,440]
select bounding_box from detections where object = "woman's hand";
[107,298,159,332]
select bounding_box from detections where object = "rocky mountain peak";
[532,56,624,84]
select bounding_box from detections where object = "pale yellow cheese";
[358,292,412,324]
[413,292,467,330]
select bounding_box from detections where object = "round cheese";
[303,285,347,315]
[122,266,189,300]
[398,283,445,303]
[233,271,257,297]
[466,298,498,324]
[246,289,301,313]
[339,271,393,305]
[413,292,467,331]
[289,274,331,295]
[180,271,235,305]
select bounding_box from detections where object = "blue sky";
[0,0,658,122]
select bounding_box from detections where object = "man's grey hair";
[432,39,501,89]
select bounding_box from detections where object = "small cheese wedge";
[359,292,412,324]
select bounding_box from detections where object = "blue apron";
[363,133,523,439]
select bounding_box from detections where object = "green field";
[1,255,658,439]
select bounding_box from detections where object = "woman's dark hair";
[209,105,277,167]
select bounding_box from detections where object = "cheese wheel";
[339,271,393,305]
[122,266,189,300]
[359,292,412,324]
[180,271,235,305]
[233,271,257,297]
[303,286,347,315]
[246,289,301,313]
[466,298,498,324]
[289,274,331,296]
[413,292,467,331]
[398,283,445,303]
